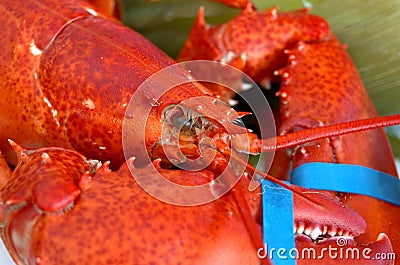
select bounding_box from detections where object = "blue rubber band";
[262,162,400,264]
[262,180,296,264]
[291,162,400,206]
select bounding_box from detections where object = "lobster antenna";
[228,176,266,261]
[262,114,400,151]
[229,152,325,207]
[229,114,400,206]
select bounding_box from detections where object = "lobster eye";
[161,105,203,136]
[162,105,192,129]
[162,105,186,126]
[171,112,192,130]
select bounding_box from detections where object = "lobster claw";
[0,143,95,264]
[177,7,222,63]
[2,141,90,214]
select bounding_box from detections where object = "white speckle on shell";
[83,99,95,110]
[30,40,42,56]
[85,8,98,16]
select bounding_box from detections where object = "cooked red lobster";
[0,0,399,264]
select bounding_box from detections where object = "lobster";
[0,0,400,264]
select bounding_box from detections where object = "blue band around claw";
[262,180,296,264]
[262,162,400,264]
[291,162,400,206]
